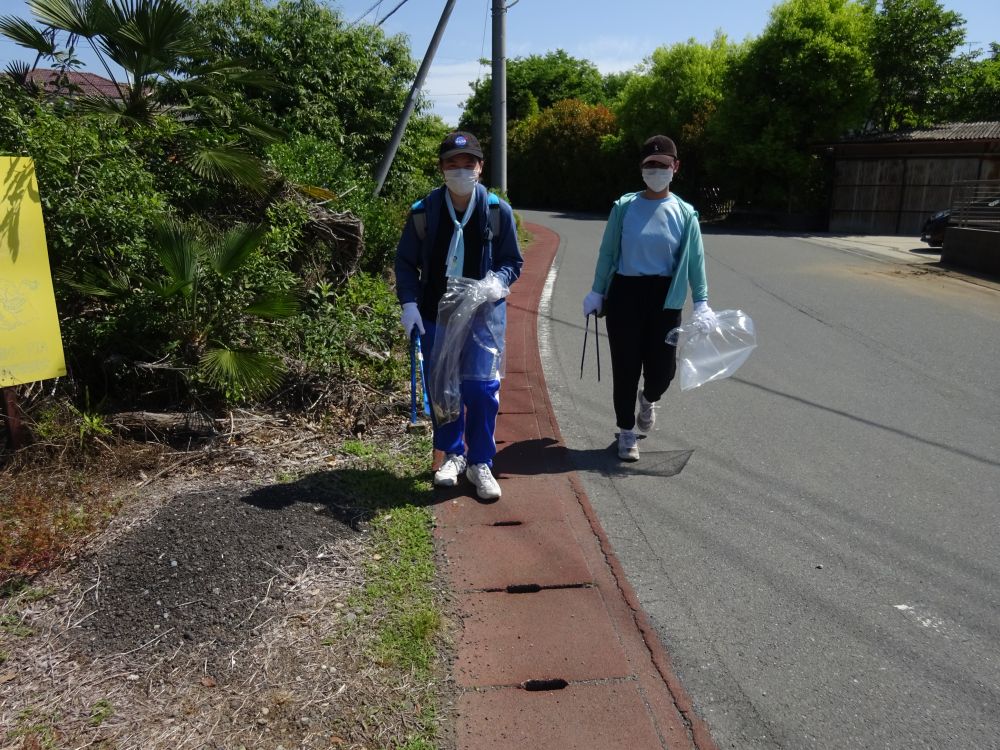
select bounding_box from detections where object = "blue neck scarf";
[444,188,477,278]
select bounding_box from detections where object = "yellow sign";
[0,156,66,387]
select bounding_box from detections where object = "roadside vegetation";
[0,0,996,747]
[1,0,995,432]
[463,0,999,216]
[0,0,450,746]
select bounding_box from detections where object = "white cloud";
[574,35,655,73]
[419,60,489,125]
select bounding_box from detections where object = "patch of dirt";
[74,481,356,663]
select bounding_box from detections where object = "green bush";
[267,134,431,274]
[20,106,167,287]
[509,99,625,211]
[0,88,168,393]
[0,0,451,413]
[297,272,404,389]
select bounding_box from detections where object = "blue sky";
[1,0,997,125]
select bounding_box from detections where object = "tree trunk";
[110,411,219,437]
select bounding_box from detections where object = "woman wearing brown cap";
[582,135,716,461]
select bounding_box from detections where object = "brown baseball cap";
[439,131,484,160]
[640,135,678,166]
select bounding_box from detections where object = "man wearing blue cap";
[395,131,523,500]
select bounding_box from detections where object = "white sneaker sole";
[434,475,461,487]
[474,486,501,500]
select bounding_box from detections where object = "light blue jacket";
[590,191,708,309]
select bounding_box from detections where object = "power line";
[480,0,490,60]
[376,0,413,26]
[473,0,490,91]
[349,0,385,28]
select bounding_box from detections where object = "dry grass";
[1,535,451,749]
[1,394,453,750]
[0,441,163,595]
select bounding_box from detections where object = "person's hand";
[401,302,425,337]
[691,300,717,332]
[583,291,604,317]
[479,274,508,302]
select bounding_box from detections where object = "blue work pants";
[421,323,501,467]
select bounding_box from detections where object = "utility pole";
[491,0,508,193]
[373,0,456,196]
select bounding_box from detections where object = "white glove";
[583,290,604,317]
[400,302,425,337]
[480,273,508,302]
[691,300,717,332]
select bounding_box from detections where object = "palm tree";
[0,0,280,190]
[69,218,300,402]
[150,219,299,401]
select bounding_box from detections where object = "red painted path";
[433,222,719,749]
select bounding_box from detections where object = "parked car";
[920,209,950,247]
[921,196,1000,247]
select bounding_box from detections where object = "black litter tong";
[580,313,601,381]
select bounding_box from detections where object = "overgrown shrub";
[296,272,405,389]
[267,133,434,274]
[13,101,167,294]
[509,99,625,211]
[0,0,452,414]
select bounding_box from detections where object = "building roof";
[841,121,1000,143]
[27,68,123,99]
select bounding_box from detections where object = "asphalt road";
[525,210,1000,749]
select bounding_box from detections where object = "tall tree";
[0,0,274,190]
[932,42,1000,123]
[190,0,420,170]
[459,49,606,136]
[868,0,966,130]
[708,0,874,211]
[616,35,736,149]
[601,70,638,105]
[615,34,738,204]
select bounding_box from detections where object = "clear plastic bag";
[429,273,509,424]
[666,309,757,391]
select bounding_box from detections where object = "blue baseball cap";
[439,131,483,160]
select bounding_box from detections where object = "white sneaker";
[636,392,656,432]
[466,463,502,500]
[434,453,467,486]
[618,429,639,461]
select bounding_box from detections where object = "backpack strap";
[486,191,500,242]
[410,198,427,241]
[410,198,427,242]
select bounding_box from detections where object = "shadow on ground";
[242,467,430,528]
[493,436,693,479]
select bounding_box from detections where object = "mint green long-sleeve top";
[590,191,708,309]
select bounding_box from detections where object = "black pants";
[604,274,683,430]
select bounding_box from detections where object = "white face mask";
[642,167,673,193]
[444,168,479,196]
